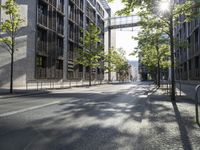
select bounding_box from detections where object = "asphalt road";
[0,82,153,150]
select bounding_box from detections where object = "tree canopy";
[76,23,104,85]
[0,0,23,93]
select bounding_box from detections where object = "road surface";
[0,82,153,150]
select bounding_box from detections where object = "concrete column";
[82,0,87,80]
[107,8,111,81]
[186,22,190,80]
[63,0,69,80]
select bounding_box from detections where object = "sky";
[108,0,139,61]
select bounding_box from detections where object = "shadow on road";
[1,82,198,149]
[0,83,153,150]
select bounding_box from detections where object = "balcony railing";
[55,69,63,79]
[38,41,47,53]
[36,67,46,79]
[57,24,64,35]
[57,4,64,12]
[68,51,73,60]
[189,69,200,80]
[38,14,47,26]
[57,47,63,57]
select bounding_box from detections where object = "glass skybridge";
[105,15,140,30]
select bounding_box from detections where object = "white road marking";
[138,95,148,98]
[0,101,60,118]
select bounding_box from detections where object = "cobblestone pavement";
[138,88,200,150]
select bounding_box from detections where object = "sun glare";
[159,0,170,12]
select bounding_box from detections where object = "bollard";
[179,80,182,97]
[37,82,39,91]
[195,85,200,126]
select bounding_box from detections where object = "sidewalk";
[0,80,109,99]
[138,87,200,149]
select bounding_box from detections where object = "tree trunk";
[89,67,92,86]
[170,15,176,101]
[10,51,14,93]
[157,61,161,87]
[156,44,160,88]
[10,35,15,94]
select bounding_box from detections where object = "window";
[56,60,63,69]
[69,42,73,60]
[189,60,192,70]
[97,68,100,74]
[79,64,83,72]
[195,56,199,69]
[36,55,46,68]
[38,3,47,26]
[38,3,47,16]
[57,0,64,12]
[184,62,187,71]
[86,66,90,72]
[188,37,191,48]
[57,15,63,34]
[195,29,199,43]
[37,28,47,52]
[57,37,63,56]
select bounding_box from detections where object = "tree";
[76,23,104,86]
[0,0,23,93]
[104,48,129,81]
[133,12,170,87]
[108,0,196,101]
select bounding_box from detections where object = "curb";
[0,82,131,99]
[0,82,111,99]
[0,90,49,99]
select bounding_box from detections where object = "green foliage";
[134,16,170,68]
[0,0,24,93]
[76,23,104,69]
[104,48,129,79]
[108,0,197,70]
[76,23,104,85]
[0,0,23,54]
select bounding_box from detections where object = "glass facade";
[175,6,200,80]
[36,0,64,79]
[35,0,107,80]
[67,0,105,80]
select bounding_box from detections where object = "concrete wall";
[0,0,36,88]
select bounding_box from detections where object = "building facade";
[174,4,200,81]
[0,0,110,88]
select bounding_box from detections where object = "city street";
[0,82,199,150]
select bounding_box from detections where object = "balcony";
[57,4,64,13]
[49,0,56,6]
[38,41,47,54]
[55,69,63,79]
[195,43,199,52]
[36,67,46,79]
[68,50,74,60]
[38,14,47,27]
[57,47,63,57]
[57,24,64,35]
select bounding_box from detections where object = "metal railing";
[195,85,200,126]
[26,79,105,91]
